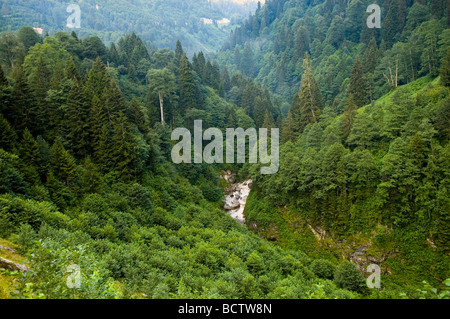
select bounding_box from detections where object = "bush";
[334,261,366,293]
[310,259,335,280]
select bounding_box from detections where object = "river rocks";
[223,178,252,224]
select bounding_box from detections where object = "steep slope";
[243,75,450,293]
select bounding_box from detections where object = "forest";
[0,0,449,300]
[0,0,259,56]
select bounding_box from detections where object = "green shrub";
[334,261,366,293]
[310,259,335,280]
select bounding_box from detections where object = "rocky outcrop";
[0,256,29,272]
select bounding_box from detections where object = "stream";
[221,171,252,224]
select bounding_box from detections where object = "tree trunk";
[159,92,165,125]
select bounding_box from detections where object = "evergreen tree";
[179,53,202,115]
[11,67,37,134]
[340,94,358,142]
[19,128,41,184]
[281,109,297,143]
[65,56,80,81]
[0,66,7,87]
[382,0,407,47]
[0,113,17,152]
[65,79,90,158]
[111,112,137,181]
[175,40,184,64]
[294,26,310,62]
[290,54,323,132]
[29,56,51,134]
[440,47,450,87]
[50,138,77,186]
[348,58,368,107]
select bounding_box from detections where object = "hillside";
[0,0,260,56]
[243,76,450,293]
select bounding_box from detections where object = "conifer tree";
[29,56,51,134]
[440,48,450,87]
[175,40,184,64]
[282,109,297,143]
[65,79,90,158]
[294,26,310,61]
[11,67,37,134]
[348,58,368,108]
[50,138,77,186]
[262,110,275,129]
[111,112,137,181]
[340,94,358,142]
[179,53,202,115]
[0,113,17,152]
[0,66,7,87]
[290,53,323,132]
[65,56,80,81]
[19,128,41,184]
[89,95,108,160]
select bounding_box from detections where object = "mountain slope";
[0,0,260,56]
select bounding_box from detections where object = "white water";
[222,173,252,224]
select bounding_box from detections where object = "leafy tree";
[334,261,366,293]
[17,26,41,54]
[147,68,177,125]
[440,47,450,87]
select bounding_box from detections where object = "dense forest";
[0,0,260,56]
[0,0,449,300]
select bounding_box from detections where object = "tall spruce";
[348,58,368,108]
[290,53,324,132]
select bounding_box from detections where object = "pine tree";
[348,58,368,108]
[19,128,41,184]
[290,53,324,132]
[11,67,37,134]
[0,66,7,87]
[362,38,379,74]
[175,40,184,63]
[111,112,137,181]
[294,26,310,61]
[65,56,80,81]
[179,53,202,115]
[65,79,90,158]
[262,110,275,129]
[440,47,450,87]
[50,138,77,186]
[281,109,297,143]
[340,94,358,142]
[382,0,407,47]
[221,67,231,93]
[29,56,51,134]
[0,113,17,152]
[85,57,109,101]
[89,95,108,161]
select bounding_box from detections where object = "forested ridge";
[0,0,260,56]
[0,0,449,300]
